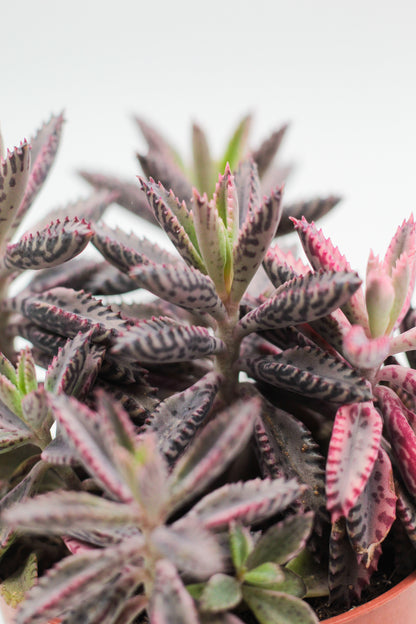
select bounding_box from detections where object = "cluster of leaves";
[2,112,416,624]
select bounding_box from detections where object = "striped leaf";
[291,217,369,329]
[111,317,225,364]
[140,177,204,270]
[252,124,288,179]
[21,389,52,440]
[254,397,327,522]
[230,187,283,303]
[10,114,63,235]
[93,221,178,273]
[263,244,311,288]
[234,157,262,227]
[346,447,396,566]
[329,518,381,605]
[138,149,193,203]
[44,331,105,397]
[4,490,138,534]
[375,385,416,497]
[168,400,256,511]
[0,427,33,454]
[182,476,304,530]
[244,346,371,403]
[237,271,362,336]
[150,559,200,624]
[129,262,226,319]
[326,402,383,522]
[3,217,93,272]
[376,365,416,399]
[45,393,134,502]
[279,196,341,236]
[0,142,31,249]
[11,288,128,343]
[148,372,222,461]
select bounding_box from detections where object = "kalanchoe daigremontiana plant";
[4,390,319,624]
[0,115,114,359]
[79,114,341,236]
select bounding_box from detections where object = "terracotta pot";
[322,570,416,623]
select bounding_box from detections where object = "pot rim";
[322,569,416,622]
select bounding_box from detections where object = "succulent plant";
[2,112,416,624]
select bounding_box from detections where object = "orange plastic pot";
[322,571,416,623]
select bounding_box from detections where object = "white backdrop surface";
[1,0,416,620]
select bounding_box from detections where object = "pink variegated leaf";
[3,217,93,273]
[234,157,262,226]
[192,189,232,297]
[95,389,137,451]
[152,523,223,579]
[111,317,225,364]
[263,244,311,288]
[346,447,396,566]
[4,490,139,535]
[389,228,416,330]
[343,325,390,369]
[192,122,214,195]
[279,195,341,236]
[140,177,204,270]
[21,389,52,442]
[326,402,383,522]
[129,262,226,320]
[147,372,222,462]
[291,217,369,329]
[0,427,33,453]
[383,215,416,276]
[396,478,416,548]
[168,399,256,511]
[243,346,371,404]
[375,385,416,497]
[230,187,283,303]
[237,271,362,337]
[252,124,288,179]
[79,169,157,224]
[44,331,105,397]
[213,164,239,240]
[329,518,381,605]
[181,476,304,530]
[11,539,143,624]
[45,393,134,502]
[0,142,31,248]
[7,115,64,245]
[150,559,200,624]
[40,434,78,467]
[376,365,416,402]
[9,287,128,343]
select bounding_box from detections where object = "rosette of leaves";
[188,516,319,624]
[0,332,109,607]
[3,390,314,624]
[263,214,416,604]
[0,114,115,359]
[79,113,340,236]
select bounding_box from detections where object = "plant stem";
[214,301,242,402]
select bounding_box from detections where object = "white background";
[1,0,416,619]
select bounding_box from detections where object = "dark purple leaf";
[150,559,200,624]
[279,196,341,235]
[252,124,288,179]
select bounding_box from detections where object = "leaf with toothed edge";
[140,177,205,270]
[168,400,256,512]
[375,385,416,497]
[237,270,362,336]
[150,559,200,624]
[278,196,341,236]
[111,316,225,364]
[179,476,305,530]
[129,262,226,319]
[243,345,372,404]
[252,124,288,179]
[3,217,93,273]
[0,142,31,249]
[326,402,383,523]
[45,393,135,502]
[346,447,396,567]
[234,157,262,227]
[291,216,369,330]
[16,348,37,395]
[230,187,283,303]
[263,243,311,288]
[8,287,129,344]
[147,371,222,462]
